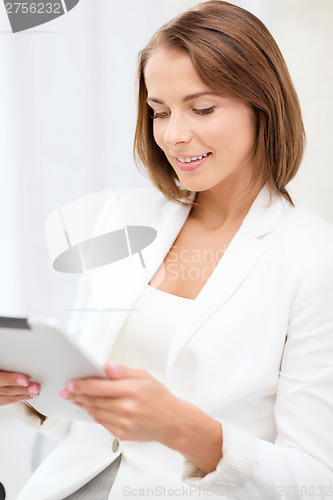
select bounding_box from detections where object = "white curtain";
[0,1,332,498]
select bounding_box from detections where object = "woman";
[1,1,333,498]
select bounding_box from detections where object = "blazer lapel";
[166,186,286,373]
[83,196,194,362]
[143,196,196,282]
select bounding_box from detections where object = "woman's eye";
[150,107,215,119]
[194,107,215,115]
[152,111,170,119]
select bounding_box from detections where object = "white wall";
[0,1,332,498]
[275,0,333,220]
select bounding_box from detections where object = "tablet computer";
[0,316,107,422]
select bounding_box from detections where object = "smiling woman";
[5,2,333,500]
[134,1,305,205]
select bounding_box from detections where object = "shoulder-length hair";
[133,0,305,205]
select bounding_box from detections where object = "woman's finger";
[64,377,139,398]
[1,385,39,397]
[0,371,30,388]
[0,393,39,406]
[105,362,149,380]
[67,392,126,412]
[0,385,31,397]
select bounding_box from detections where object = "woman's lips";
[176,153,211,171]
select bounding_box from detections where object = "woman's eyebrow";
[146,91,219,104]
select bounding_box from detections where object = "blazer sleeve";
[182,237,333,499]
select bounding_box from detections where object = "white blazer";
[17,185,333,500]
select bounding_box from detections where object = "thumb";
[105,361,148,380]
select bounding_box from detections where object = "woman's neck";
[190,180,263,231]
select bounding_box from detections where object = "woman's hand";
[60,362,185,443]
[60,362,223,474]
[0,371,40,406]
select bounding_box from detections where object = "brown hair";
[133,0,305,205]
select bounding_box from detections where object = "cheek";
[234,119,256,159]
[235,110,257,151]
[201,121,230,152]
[152,122,166,151]
[213,115,256,158]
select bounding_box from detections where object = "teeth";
[177,153,208,163]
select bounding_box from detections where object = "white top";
[109,285,193,383]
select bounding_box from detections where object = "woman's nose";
[163,115,192,146]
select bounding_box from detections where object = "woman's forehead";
[144,47,210,97]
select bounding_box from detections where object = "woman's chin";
[177,177,219,194]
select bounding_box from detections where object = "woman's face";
[144,47,257,194]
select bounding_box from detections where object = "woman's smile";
[175,152,211,171]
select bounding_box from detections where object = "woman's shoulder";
[278,197,333,257]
